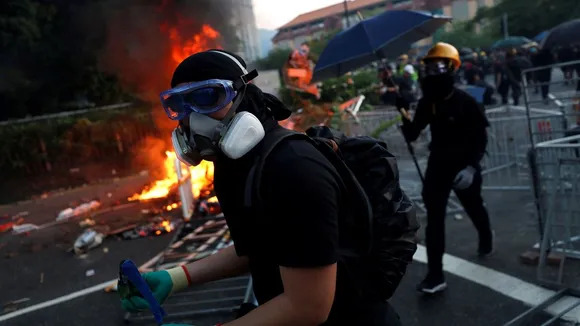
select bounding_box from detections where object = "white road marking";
[413,245,580,322]
[1,245,579,323]
[0,252,159,323]
[0,279,116,322]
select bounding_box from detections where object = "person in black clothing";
[497,49,524,105]
[558,46,575,85]
[120,50,404,326]
[401,43,494,294]
[378,66,398,106]
[531,48,554,102]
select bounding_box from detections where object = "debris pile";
[56,200,101,221]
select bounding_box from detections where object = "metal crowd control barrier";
[482,105,566,191]
[502,134,580,326]
[124,161,257,325]
[522,60,580,135]
[501,62,580,326]
[125,216,257,325]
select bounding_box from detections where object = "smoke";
[96,0,239,100]
[89,0,241,171]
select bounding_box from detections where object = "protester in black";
[497,49,525,105]
[531,48,554,102]
[401,43,494,294]
[378,66,398,106]
[120,49,406,326]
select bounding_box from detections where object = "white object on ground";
[12,224,40,234]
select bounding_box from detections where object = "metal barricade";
[532,135,580,282]
[522,60,580,136]
[502,134,580,326]
[482,105,566,191]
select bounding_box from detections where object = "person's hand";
[120,266,190,312]
[453,166,477,190]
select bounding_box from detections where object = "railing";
[0,104,160,203]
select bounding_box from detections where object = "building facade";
[231,0,261,62]
[273,0,496,50]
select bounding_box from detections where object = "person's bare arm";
[224,264,337,326]
[184,245,249,285]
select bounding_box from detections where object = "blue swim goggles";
[160,70,259,121]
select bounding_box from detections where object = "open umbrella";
[491,36,533,50]
[533,30,548,43]
[540,19,580,49]
[459,47,474,56]
[312,10,451,82]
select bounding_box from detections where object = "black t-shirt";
[213,132,397,325]
[403,88,489,169]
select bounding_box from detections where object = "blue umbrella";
[533,31,548,43]
[491,36,533,50]
[312,10,451,82]
[540,19,580,49]
[458,85,486,104]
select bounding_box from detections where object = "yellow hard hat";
[399,54,409,61]
[423,42,461,71]
[480,51,486,56]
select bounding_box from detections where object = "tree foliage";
[436,21,498,49]
[471,0,580,38]
[435,0,580,49]
[0,0,128,121]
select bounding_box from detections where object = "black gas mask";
[420,59,455,100]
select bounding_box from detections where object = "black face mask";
[420,74,455,100]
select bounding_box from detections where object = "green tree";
[255,47,291,70]
[436,21,498,48]
[471,0,580,38]
[307,30,339,62]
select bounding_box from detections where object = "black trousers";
[421,157,493,275]
[536,70,552,100]
[498,81,522,105]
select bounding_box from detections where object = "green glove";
[120,266,190,312]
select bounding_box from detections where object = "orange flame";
[129,151,214,201]
[129,19,221,202]
[168,24,222,63]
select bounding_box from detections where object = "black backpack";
[244,125,419,300]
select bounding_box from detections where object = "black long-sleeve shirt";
[402,88,489,168]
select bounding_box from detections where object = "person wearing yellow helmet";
[399,42,494,295]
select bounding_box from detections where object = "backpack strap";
[244,127,309,208]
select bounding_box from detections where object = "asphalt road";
[1,262,563,326]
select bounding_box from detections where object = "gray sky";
[253,0,340,29]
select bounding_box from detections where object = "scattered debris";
[454,214,463,221]
[0,218,25,233]
[73,229,105,254]
[79,218,96,228]
[198,197,221,216]
[12,223,40,234]
[104,282,118,293]
[56,200,101,221]
[2,298,31,313]
[103,247,109,253]
[85,269,95,277]
[119,217,176,240]
[13,211,29,219]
